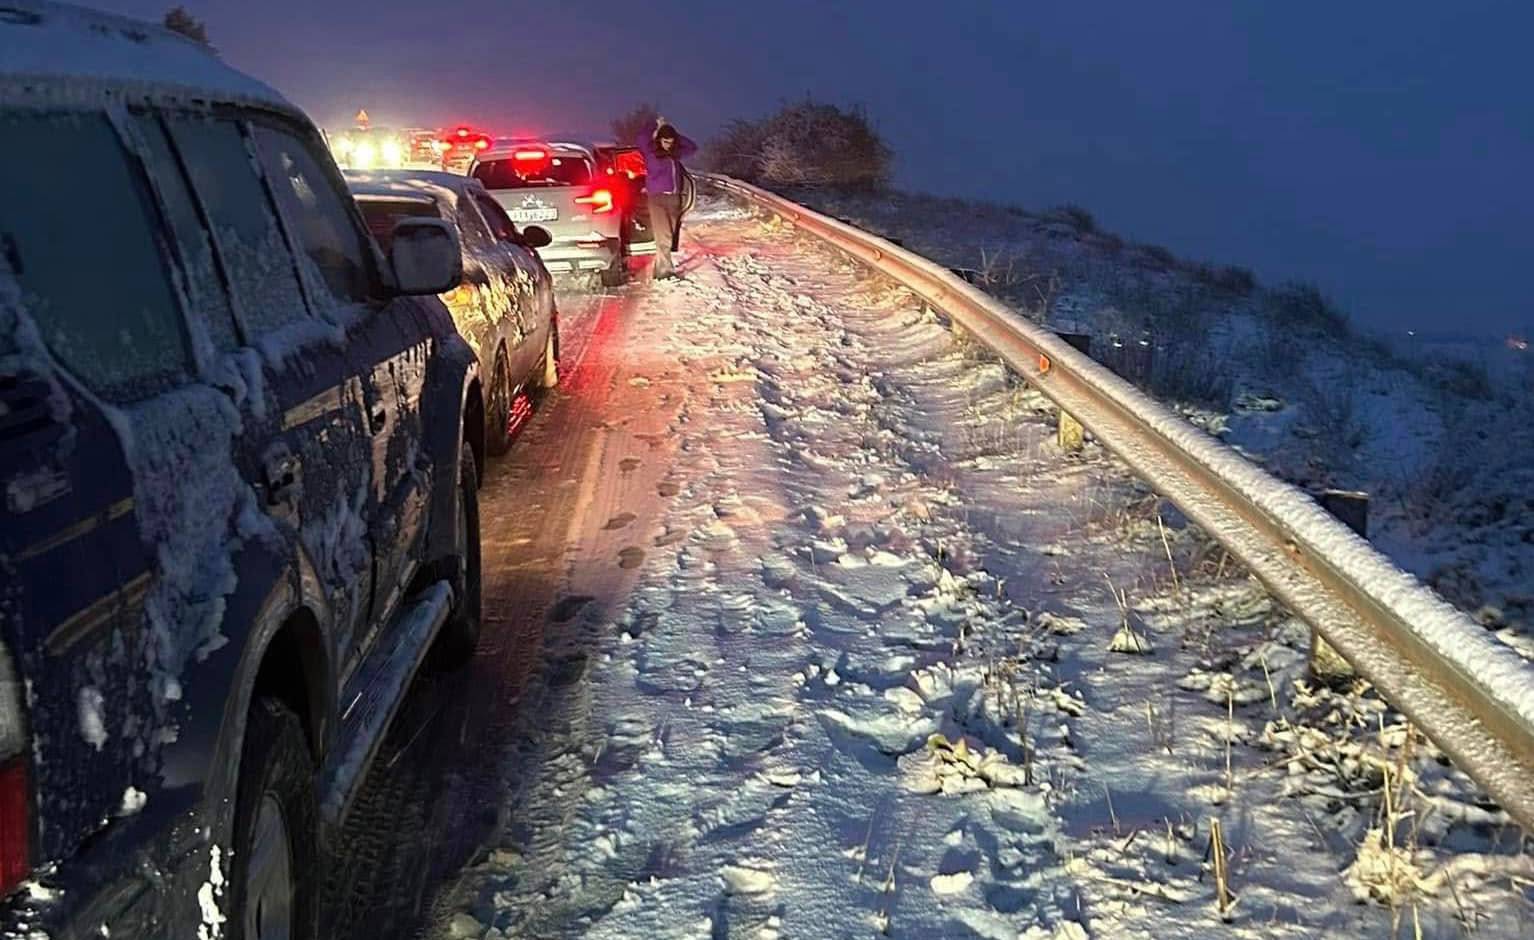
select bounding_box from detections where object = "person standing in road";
[636,117,697,280]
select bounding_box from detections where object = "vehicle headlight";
[381,140,405,165]
[352,140,377,168]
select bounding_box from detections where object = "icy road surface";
[325,199,1531,939]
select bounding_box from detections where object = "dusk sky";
[92,0,1532,337]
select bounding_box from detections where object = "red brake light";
[473,138,490,151]
[456,127,470,137]
[513,149,547,162]
[0,758,27,898]
[576,188,615,214]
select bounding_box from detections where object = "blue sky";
[92,0,1533,336]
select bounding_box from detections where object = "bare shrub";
[1297,374,1368,457]
[1131,242,1180,271]
[1266,282,1350,340]
[1193,263,1257,296]
[1149,345,1235,409]
[1046,204,1097,234]
[1089,231,1125,255]
[610,102,660,145]
[1422,358,1494,401]
[704,100,891,190]
[163,6,210,45]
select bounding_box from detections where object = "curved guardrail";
[703,173,1534,830]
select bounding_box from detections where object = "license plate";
[509,207,558,223]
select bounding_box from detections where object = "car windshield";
[472,154,592,189]
[356,197,441,252]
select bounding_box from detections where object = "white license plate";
[509,207,558,223]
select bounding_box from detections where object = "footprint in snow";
[657,480,681,498]
[619,457,642,472]
[653,528,689,547]
[603,512,636,531]
[548,594,594,624]
[618,546,646,569]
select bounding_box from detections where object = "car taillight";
[473,137,490,151]
[576,188,615,214]
[513,149,547,162]
[0,760,26,897]
[0,643,28,898]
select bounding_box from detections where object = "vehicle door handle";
[370,404,388,433]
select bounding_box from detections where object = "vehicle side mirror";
[520,226,552,249]
[390,218,462,295]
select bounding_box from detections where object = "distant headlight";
[381,139,405,165]
[352,140,377,169]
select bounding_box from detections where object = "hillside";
[780,186,1534,656]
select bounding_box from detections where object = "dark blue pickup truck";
[0,3,487,936]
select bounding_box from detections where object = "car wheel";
[536,323,560,391]
[433,440,482,668]
[599,256,628,287]
[229,697,317,940]
[485,347,513,457]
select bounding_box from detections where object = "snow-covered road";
[330,200,1529,939]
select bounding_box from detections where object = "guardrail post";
[1310,490,1370,685]
[1054,333,1091,453]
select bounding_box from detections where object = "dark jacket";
[635,128,697,195]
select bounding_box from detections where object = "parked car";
[471,138,641,286]
[403,127,441,165]
[1,4,485,936]
[346,169,560,455]
[437,125,492,174]
[329,125,409,171]
[593,142,657,259]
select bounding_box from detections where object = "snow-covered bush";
[707,100,891,190]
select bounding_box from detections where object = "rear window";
[357,199,441,253]
[472,154,592,190]
[0,110,192,400]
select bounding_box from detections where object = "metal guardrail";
[702,173,1534,831]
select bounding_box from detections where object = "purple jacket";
[635,129,697,195]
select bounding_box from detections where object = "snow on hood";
[0,1,287,111]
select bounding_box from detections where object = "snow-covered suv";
[0,4,485,937]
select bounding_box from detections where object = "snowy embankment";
[780,187,1534,659]
[433,203,1531,938]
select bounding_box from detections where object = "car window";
[130,111,241,355]
[471,191,519,242]
[0,110,192,401]
[356,198,440,254]
[166,114,309,336]
[252,123,374,315]
[453,195,495,251]
[608,148,646,179]
[472,155,593,190]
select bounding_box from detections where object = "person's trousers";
[649,193,682,278]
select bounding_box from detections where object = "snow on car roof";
[0,1,288,110]
[342,171,461,210]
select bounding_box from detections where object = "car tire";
[433,440,482,668]
[228,697,318,940]
[485,347,513,457]
[536,323,560,391]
